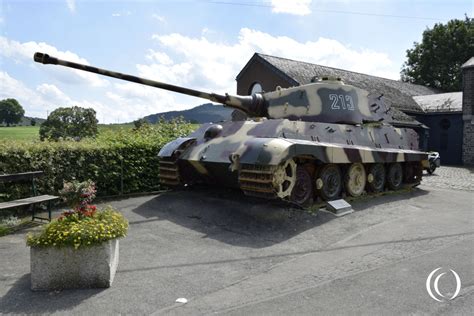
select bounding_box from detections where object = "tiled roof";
[413,92,463,113]
[462,57,474,69]
[253,53,441,113]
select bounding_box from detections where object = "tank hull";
[158,119,427,203]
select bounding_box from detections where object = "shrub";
[26,206,128,249]
[0,119,195,201]
[39,106,98,141]
[59,180,97,210]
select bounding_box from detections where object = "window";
[249,82,263,95]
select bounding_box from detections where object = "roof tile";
[257,53,441,113]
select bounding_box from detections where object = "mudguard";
[158,137,196,158]
[238,138,427,166]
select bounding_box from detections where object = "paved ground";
[0,166,473,315]
[422,166,474,191]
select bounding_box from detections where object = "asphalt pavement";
[0,167,473,315]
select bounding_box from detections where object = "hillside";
[144,103,233,124]
[0,116,45,127]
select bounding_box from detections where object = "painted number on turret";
[329,94,355,111]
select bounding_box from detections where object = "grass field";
[0,123,199,142]
[0,124,138,142]
[0,126,40,141]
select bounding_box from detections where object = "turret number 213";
[329,94,355,111]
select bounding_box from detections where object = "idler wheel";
[273,159,297,199]
[344,163,367,197]
[367,163,385,193]
[290,166,313,207]
[316,164,342,201]
[387,163,403,190]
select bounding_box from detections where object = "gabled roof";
[413,92,462,113]
[237,53,441,113]
[462,57,474,69]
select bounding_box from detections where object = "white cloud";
[0,72,43,115]
[149,28,397,98]
[271,0,312,16]
[66,0,76,13]
[146,49,173,65]
[0,71,135,123]
[152,14,166,23]
[36,83,71,105]
[112,11,131,17]
[105,82,184,121]
[0,36,108,87]
[2,28,398,123]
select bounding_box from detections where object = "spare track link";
[238,164,278,199]
[158,158,181,187]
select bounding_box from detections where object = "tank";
[34,52,428,206]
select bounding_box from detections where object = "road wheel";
[387,163,403,190]
[316,164,342,201]
[344,163,367,197]
[290,166,314,207]
[272,159,297,199]
[367,163,385,193]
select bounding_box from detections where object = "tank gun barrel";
[33,52,265,116]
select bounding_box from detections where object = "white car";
[426,152,441,174]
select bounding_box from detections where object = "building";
[462,58,474,165]
[236,53,473,165]
[412,93,463,164]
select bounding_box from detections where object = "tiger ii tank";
[34,52,428,206]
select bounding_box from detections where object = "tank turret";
[34,52,388,125]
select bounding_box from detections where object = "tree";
[31,118,37,126]
[0,98,25,126]
[133,118,149,130]
[401,16,474,92]
[39,106,98,141]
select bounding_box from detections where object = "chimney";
[462,57,474,165]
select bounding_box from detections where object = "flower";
[28,180,127,249]
[26,206,128,249]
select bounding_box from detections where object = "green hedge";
[0,121,195,202]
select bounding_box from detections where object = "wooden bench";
[0,171,59,221]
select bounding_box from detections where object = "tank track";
[238,164,278,199]
[237,161,422,205]
[158,158,181,187]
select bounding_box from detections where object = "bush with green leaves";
[26,206,128,249]
[39,106,98,141]
[0,118,195,202]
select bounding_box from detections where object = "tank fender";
[238,138,368,165]
[262,139,428,165]
[239,138,292,165]
[158,137,196,158]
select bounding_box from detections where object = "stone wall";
[462,58,474,165]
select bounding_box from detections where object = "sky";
[0,0,472,123]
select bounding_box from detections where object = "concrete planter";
[30,239,119,291]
